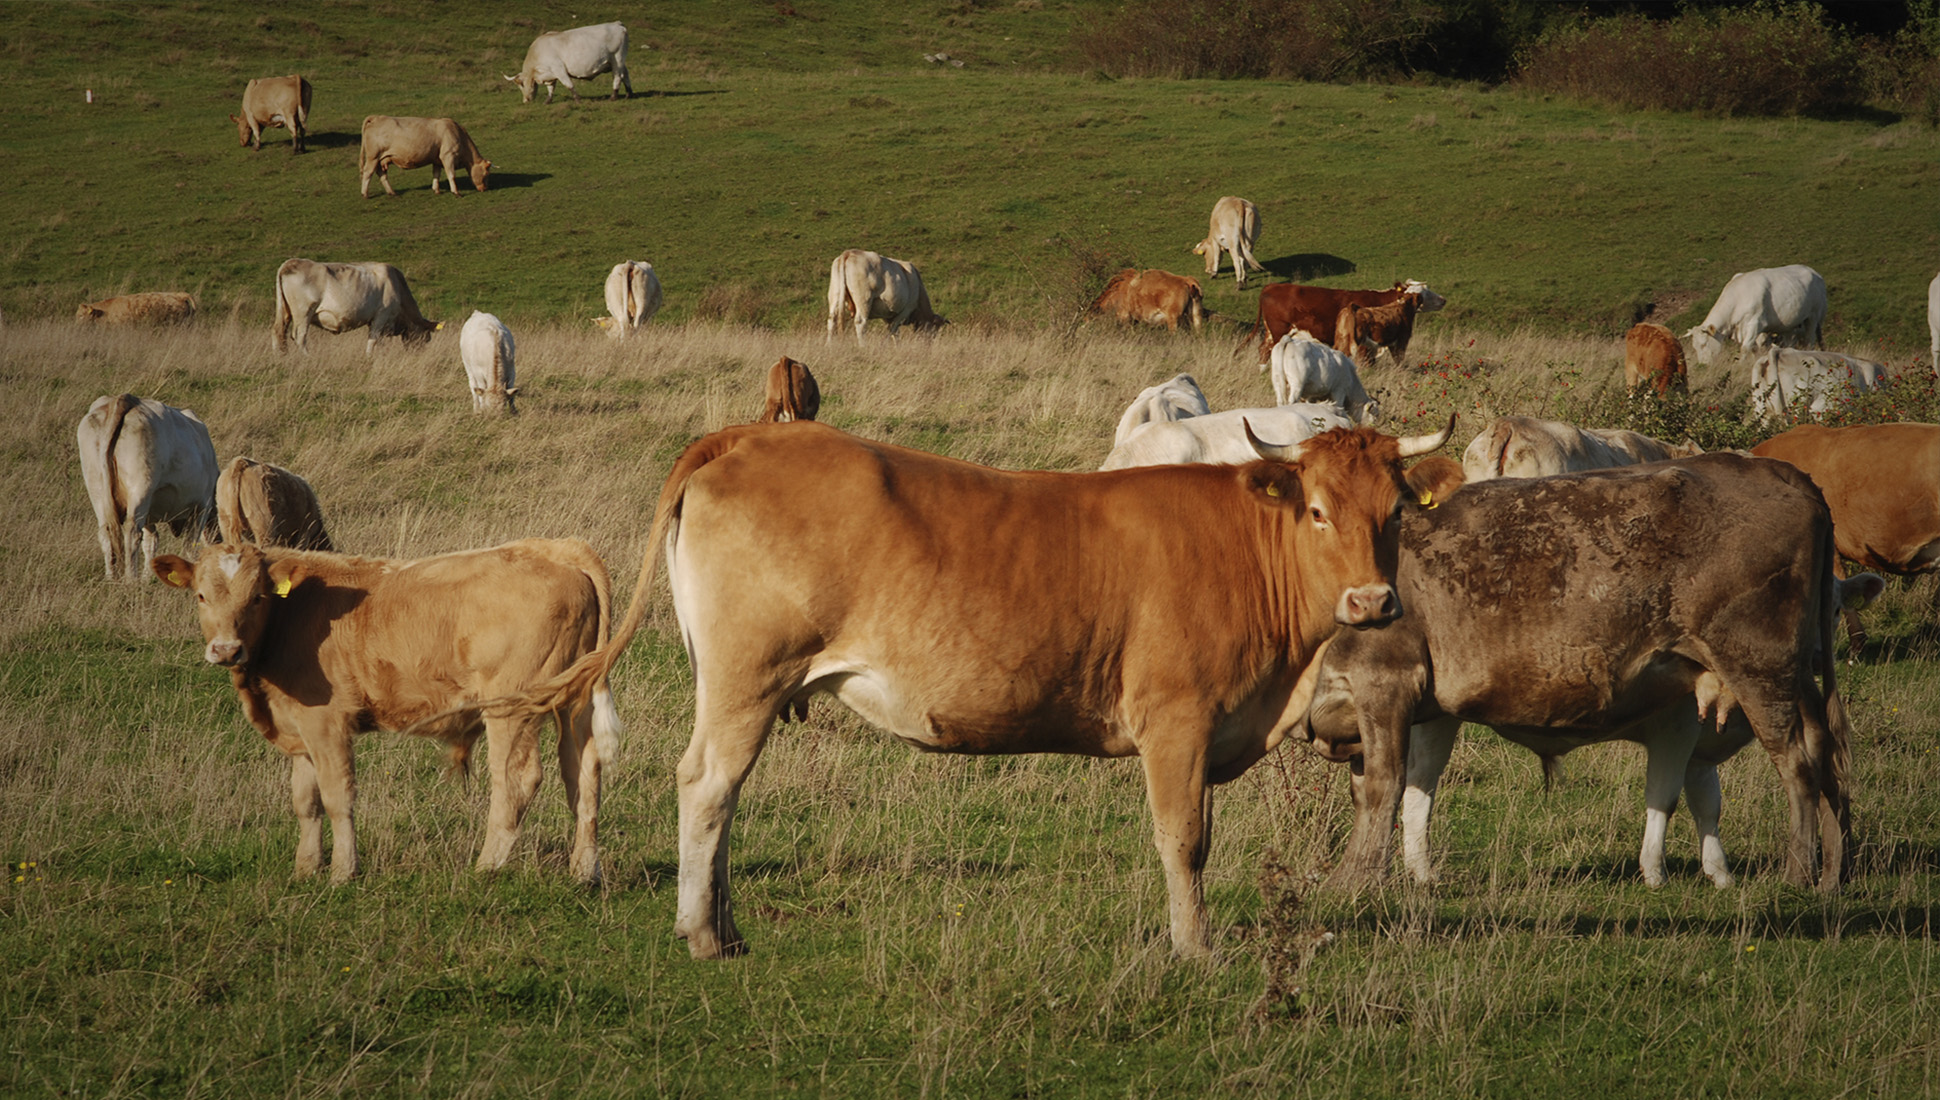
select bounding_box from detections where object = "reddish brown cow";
[1334,296,1421,370]
[1250,279,1445,364]
[1089,269,1205,332]
[217,456,333,551]
[1625,322,1688,397]
[75,292,197,326]
[232,75,312,153]
[359,115,491,198]
[759,356,821,423]
[1753,422,1940,653]
[154,539,621,885]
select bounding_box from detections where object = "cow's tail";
[826,255,852,339]
[96,394,140,575]
[273,261,293,353]
[583,549,623,769]
[216,456,250,544]
[1818,524,1861,886]
[1186,280,1204,332]
[1483,418,1515,479]
[1242,295,1268,361]
[625,266,639,330]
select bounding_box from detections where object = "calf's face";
[153,547,282,667]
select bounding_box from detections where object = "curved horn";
[1244,417,1301,462]
[1396,413,1455,458]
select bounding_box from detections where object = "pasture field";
[4,2,1940,1097]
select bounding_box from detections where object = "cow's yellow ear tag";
[274,577,294,598]
[1265,484,1282,498]
[1419,490,1435,508]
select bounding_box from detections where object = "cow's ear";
[504,386,518,395]
[1247,465,1304,507]
[267,558,304,598]
[153,555,195,589]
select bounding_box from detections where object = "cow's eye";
[1310,505,1328,526]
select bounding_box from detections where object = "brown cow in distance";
[217,456,333,551]
[1089,269,1204,331]
[1334,296,1421,370]
[232,75,311,153]
[759,357,820,423]
[359,115,491,197]
[498,416,1454,959]
[153,539,622,885]
[1625,322,1688,397]
[1250,279,1447,364]
[76,292,197,326]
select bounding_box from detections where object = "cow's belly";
[1434,646,1700,734]
[812,663,1131,757]
[312,305,366,334]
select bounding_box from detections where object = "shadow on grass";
[485,172,551,191]
[300,130,361,150]
[1259,252,1356,282]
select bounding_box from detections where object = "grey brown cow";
[216,456,333,551]
[758,357,820,423]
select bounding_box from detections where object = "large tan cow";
[359,115,491,198]
[1302,454,1862,893]
[1191,196,1263,287]
[216,457,333,551]
[152,539,622,885]
[603,261,662,336]
[1753,422,1940,653]
[1624,322,1688,396]
[273,258,439,354]
[1461,415,1700,482]
[506,22,632,103]
[76,394,218,581]
[503,417,1452,958]
[1249,281,1446,364]
[758,357,819,423]
[1088,268,1204,331]
[75,292,197,326]
[825,249,945,342]
[232,75,311,153]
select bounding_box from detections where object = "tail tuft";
[591,684,622,768]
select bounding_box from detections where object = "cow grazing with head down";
[1100,403,1369,470]
[76,394,218,581]
[758,357,820,423]
[274,258,439,354]
[75,292,197,327]
[1191,196,1263,287]
[232,75,311,153]
[1089,269,1204,331]
[1461,415,1700,482]
[1112,373,1211,449]
[153,539,622,885]
[459,311,518,415]
[1754,422,1940,655]
[1685,264,1826,366]
[603,261,662,336]
[1624,322,1688,396]
[506,22,632,103]
[1301,454,1866,894]
[825,249,945,342]
[496,416,1453,958]
[217,457,333,552]
[1750,347,1888,423]
[1250,281,1446,365]
[359,115,490,198]
[1269,335,1379,424]
[1333,296,1421,371]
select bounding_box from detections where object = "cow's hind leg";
[476,713,545,874]
[1730,680,1822,888]
[1638,709,1700,887]
[555,703,604,885]
[1684,761,1733,887]
[1138,730,1213,957]
[674,693,779,959]
[1400,716,1460,885]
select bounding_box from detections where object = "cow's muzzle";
[205,639,245,666]
[1335,583,1399,626]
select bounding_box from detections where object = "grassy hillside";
[3,1,1937,346]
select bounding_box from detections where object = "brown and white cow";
[216,456,333,552]
[153,539,622,885]
[232,75,312,153]
[1088,269,1204,331]
[758,356,820,423]
[1624,322,1688,397]
[1334,296,1421,370]
[273,258,439,354]
[1461,415,1700,482]
[1249,280,1446,365]
[1301,454,1862,893]
[504,417,1453,958]
[1753,422,1940,653]
[358,115,491,198]
[76,394,218,581]
[825,249,946,342]
[75,292,197,326]
[1190,196,1263,287]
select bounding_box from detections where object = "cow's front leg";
[290,753,325,878]
[1331,700,1410,888]
[1639,708,1700,886]
[1139,738,1212,957]
[304,721,360,884]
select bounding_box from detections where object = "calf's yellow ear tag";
[1419,490,1436,509]
[274,577,294,598]
[1265,484,1282,498]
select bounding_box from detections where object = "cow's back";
[1753,423,1940,573]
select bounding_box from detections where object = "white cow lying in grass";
[1100,403,1356,470]
[1751,348,1887,422]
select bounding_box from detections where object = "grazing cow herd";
[55,36,1940,963]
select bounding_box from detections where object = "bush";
[1073,0,1444,82]
[1517,3,1865,117]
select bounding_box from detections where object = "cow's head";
[1398,280,1447,312]
[504,72,537,103]
[1243,415,1455,630]
[230,113,252,147]
[472,382,519,415]
[153,545,294,668]
[1684,325,1723,366]
[74,303,103,322]
[469,159,492,193]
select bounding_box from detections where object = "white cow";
[1927,271,1938,376]
[1191,196,1263,287]
[1461,415,1701,482]
[1100,403,1357,470]
[75,394,218,581]
[273,258,440,354]
[1112,373,1211,448]
[603,261,663,336]
[506,22,631,103]
[825,249,946,343]
[1750,348,1888,422]
[1684,264,1827,365]
[1269,334,1379,423]
[459,311,518,414]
